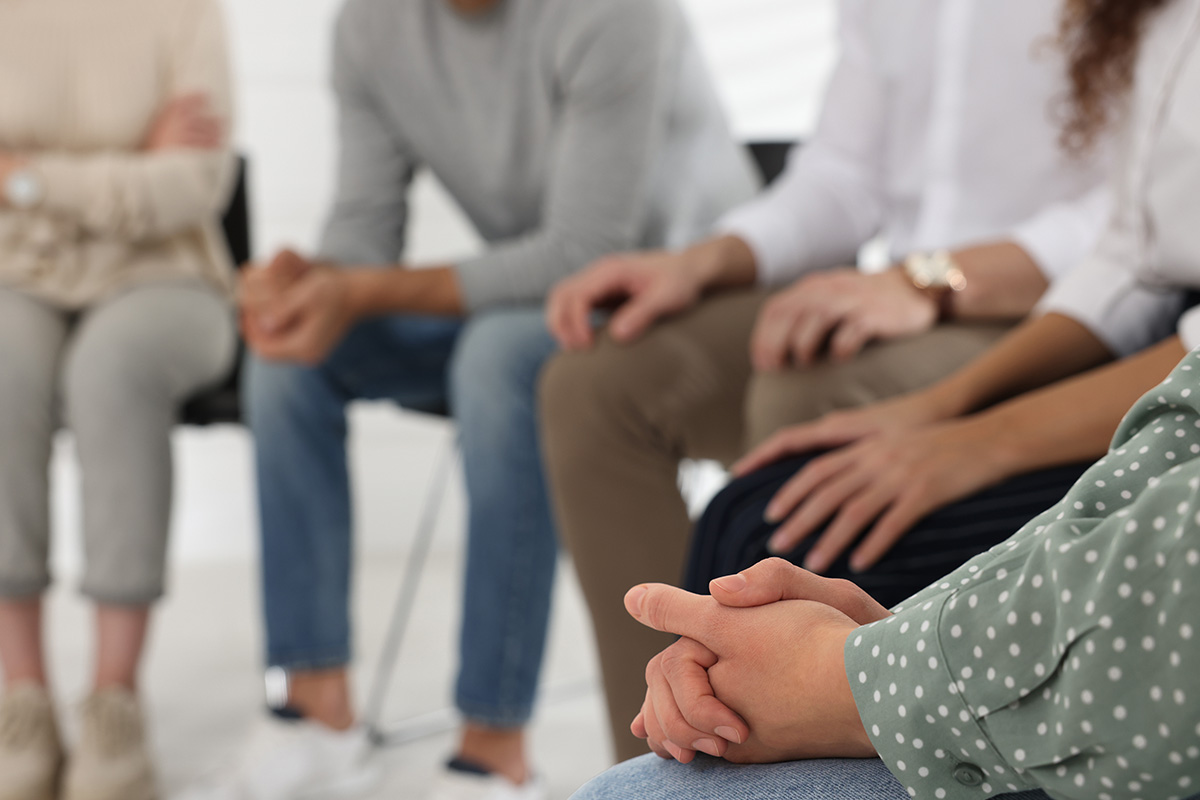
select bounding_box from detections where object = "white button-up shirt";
[718,0,1111,288]
[1039,0,1200,356]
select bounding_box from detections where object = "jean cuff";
[455,695,534,729]
[267,647,352,672]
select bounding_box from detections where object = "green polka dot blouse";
[847,350,1200,800]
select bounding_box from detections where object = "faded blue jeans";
[245,307,560,727]
[572,755,1053,800]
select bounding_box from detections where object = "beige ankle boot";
[62,688,157,800]
[0,684,64,800]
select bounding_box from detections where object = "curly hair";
[1059,0,1172,152]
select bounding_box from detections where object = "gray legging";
[0,283,235,605]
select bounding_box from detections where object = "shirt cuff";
[1037,258,1184,357]
[847,598,1041,800]
[1179,306,1200,351]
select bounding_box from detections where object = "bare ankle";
[457,724,529,785]
[287,669,356,731]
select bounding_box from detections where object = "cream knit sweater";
[0,0,236,308]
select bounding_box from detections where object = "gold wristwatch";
[903,250,967,320]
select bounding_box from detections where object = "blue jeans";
[571,755,1052,800]
[245,307,560,727]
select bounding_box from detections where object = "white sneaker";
[426,762,546,800]
[173,712,381,800]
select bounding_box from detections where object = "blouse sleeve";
[847,348,1200,800]
[30,0,236,243]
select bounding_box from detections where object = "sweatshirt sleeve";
[846,348,1200,799]
[31,0,236,243]
[452,0,681,310]
[715,0,887,287]
[315,0,417,265]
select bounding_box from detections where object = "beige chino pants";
[539,289,1012,760]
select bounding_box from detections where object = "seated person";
[0,0,236,798]
[686,0,1200,613]
[573,2,1200,795]
[539,0,1112,760]
[205,1,756,798]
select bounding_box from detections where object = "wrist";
[692,235,757,291]
[827,624,877,757]
[341,268,378,319]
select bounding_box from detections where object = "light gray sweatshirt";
[318,0,758,310]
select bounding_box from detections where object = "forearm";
[944,241,1047,321]
[923,312,1115,419]
[968,334,1188,477]
[344,264,464,317]
[690,234,759,292]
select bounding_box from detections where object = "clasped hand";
[628,558,886,764]
[240,249,356,365]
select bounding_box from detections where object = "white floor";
[42,407,623,799]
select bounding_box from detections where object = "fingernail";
[712,574,747,593]
[664,740,685,761]
[763,507,782,523]
[692,738,721,757]
[715,726,743,745]
[766,535,787,555]
[803,554,826,573]
[626,585,647,616]
[849,556,868,574]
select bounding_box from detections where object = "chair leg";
[362,430,460,745]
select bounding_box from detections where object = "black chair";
[747,141,794,187]
[180,157,252,426]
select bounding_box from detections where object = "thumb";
[709,558,831,608]
[710,558,891,625]
[625,584,723,646]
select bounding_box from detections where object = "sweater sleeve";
[715,0,887,287]
[30,0,236,243]
[452,0,680,310]
[847,348,1200,799]
[315,0,417,265]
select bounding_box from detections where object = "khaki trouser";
[538,289,1012,761]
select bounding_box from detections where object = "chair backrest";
[746,141,795,188]
[180,156,251,426]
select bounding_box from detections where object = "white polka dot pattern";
[846,350,1200,799]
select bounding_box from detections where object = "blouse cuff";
[847,599,1041,800]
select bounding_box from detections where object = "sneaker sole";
[295,763,383,800]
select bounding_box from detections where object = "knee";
[570,755,675,800]
[539,338,655,443]
[744,370,831,449]
[243,352,335,433]
[62,346,168,427]
[449,310,553,415]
